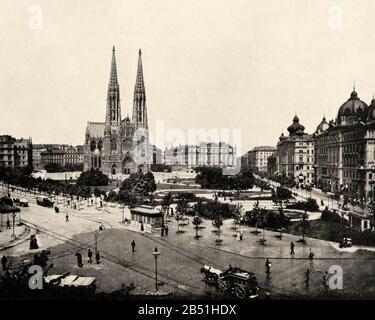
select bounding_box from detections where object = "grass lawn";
[287,219,375,246]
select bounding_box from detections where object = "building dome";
[337,89,368,124]
[367,97,375,121]
[279,132,287,141]
[315,116,329,135]
[287,115,305,135]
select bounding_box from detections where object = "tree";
[245,201,263,235]
[212,215,223,243]
[192,214,203,239]
[162,193,173,217]
[93,187,101,206]
[76,169,109,186]
[120,172,156,197]
[176,195,189,216]
[175,213,184,233]
[232,203,243,231]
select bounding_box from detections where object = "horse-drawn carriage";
[200,265,259,299]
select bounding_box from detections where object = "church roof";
[86,122,105,139]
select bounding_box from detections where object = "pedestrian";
[305,269,310,287]
[95,251,101,264]
[308,248,314,261]
[265,258,272,275]
[161,227,164,237]
[65,213,69,222]
[100,200,103,208]
[99,222,104,231]
[6,218,10,230]
[87,249,93,263]
[91,199,93,205]
[165,226,169,236]
[131,240,135,253]
[323,271,329,290]
[75,252,83,268]
[290,242,295,255]
[1,255,7,270]
[240,229,243,241]
[236,232,240,241]
[141,222,144,232]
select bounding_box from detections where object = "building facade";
[242,146,276,173]
[164,142,236,170]
[276,115,315,185]
[84,47,151,175]
[314,88,375,201]
[0,135,32,168]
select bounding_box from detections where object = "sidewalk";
[0,225,36,251]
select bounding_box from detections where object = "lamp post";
[152,247,160,291]
[94,231,98,254]
[11,212,16,238]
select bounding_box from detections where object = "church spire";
[132,49,148,128]
[105,46,121,131]
[109,46,119,88]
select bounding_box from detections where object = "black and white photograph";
[0,0,374,313]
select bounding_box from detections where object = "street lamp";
[94,231,98,254]
[11,212,16,238]
[152,247,160,291]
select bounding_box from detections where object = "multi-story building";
[40,147,66,167]
[242,146,276,173]
[37,144,84,169]
[65,145,84,165]
[276,115,315,185]
[0,135,32,168]
[314,88,375,201]
[267,153,278,175]
[164,142,236,170]
[32,144,47,170]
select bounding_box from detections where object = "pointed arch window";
[111,139,117,151]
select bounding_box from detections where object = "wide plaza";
[1,178,375,299]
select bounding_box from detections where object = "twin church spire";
[105,46,147,129]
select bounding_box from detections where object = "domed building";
[314,88,375,204]
[277,115,315,185]
[314,116,329,135]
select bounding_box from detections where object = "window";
[111,139,117,151]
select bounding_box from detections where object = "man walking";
[75,252,83,268]
[265,258,272,276]
[87,249,93,263]
[6,218,10,230]
[290,242,295,255]
[1,255,7,271]
[305,268,310,287]
[131,240,136,253]
[65,213,69,222]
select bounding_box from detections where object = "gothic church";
[84,47,151,175]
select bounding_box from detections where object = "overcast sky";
[1,0,375,155]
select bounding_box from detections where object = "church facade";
[84,47,151,175]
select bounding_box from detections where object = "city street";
[2,186,375,299]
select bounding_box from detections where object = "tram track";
[19,219,199,295]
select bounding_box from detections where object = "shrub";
[286,198,319,212]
